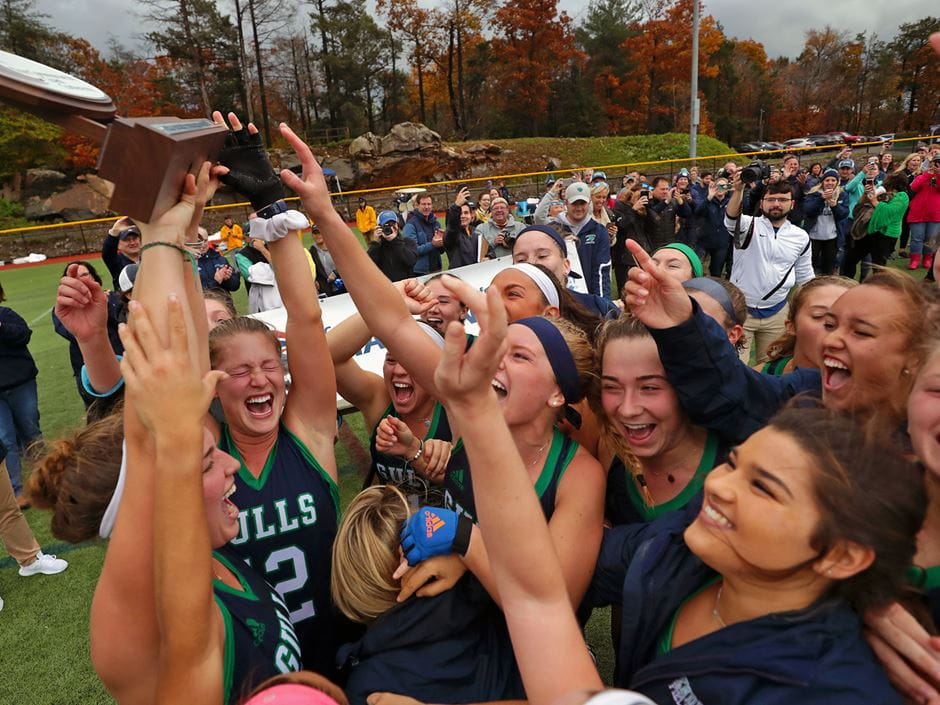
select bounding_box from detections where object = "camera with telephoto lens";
[502,229,518,248]
[740,160,770,186]
[381,221,396,236]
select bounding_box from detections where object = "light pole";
[689,0,700,158]
[758,108,765,141]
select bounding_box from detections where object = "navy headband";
[682,277,737,323]
[515,224,567,257]
[513,316,582,404]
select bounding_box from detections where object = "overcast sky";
[34,0,933,60]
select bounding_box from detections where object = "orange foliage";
[490,0,583,131]
[613,0,723,134]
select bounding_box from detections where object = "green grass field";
[0,249,615,704]
[0,244,925,704]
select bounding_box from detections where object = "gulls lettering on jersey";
[270,589,303,673]
[232,492,318,545]
[668,677,703,705]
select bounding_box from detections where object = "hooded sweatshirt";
[551,212,612,298]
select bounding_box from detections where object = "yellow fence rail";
[1,134,933,238]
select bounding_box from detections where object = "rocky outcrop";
[22,171,114,221]
[346,122,503,188]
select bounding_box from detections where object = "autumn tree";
[889,17,940,131]
[146,0,242,116]
[575,0,640,134]
[489,0,582,137]
[617,0,723,134]
[700,38,772,144]
[0,0,53,61]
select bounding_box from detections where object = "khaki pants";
[739,303,789,365]
[0,459,39,566]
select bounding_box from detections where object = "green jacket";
[868,191,909,238]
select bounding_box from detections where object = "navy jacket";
[101,234,135,289]
[0,307,38,390]
[553,217,612,298]
[571,290,620,319]
[338,576,524,705]
[650,299,820,443]
[402,210,443,275]
[590,499,903,705]
[196,249,241,292]
[693,193,732,250]
[803,190,850,241]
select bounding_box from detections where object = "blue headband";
[682,277,737,323]
[513,316,582,404]
[515,224,567,257]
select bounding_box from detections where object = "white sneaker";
[18,551,68,577]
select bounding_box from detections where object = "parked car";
[783,138,814,152]
[765,141,786,155]
[806,134,843,150]
[856,136,886,145]
[828,131,862,144]
[735,142,764,154]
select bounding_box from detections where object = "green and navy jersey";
[761,355,793,376]
[213,546,302,704]
[367,402,452,507]
[442,428,578,523]
[605,431,724,527]
[221,423,339,677]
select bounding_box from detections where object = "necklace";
[525,439,550,468]
[712,584,727,628]
[646,467,676,483]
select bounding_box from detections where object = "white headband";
[510,263,560,309]
[415,320,446,348]
[98,440,127,539]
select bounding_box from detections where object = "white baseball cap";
[565,182,591,203]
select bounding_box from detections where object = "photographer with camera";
[906,154,940,272]
[188,226,241,293]
[445,186,486,268]
[633,176,694,252]
[475,196,525,259]
[694,171,734,276]
[841,174,909,281]
[403,193,445,276]
[724,170,813,363]
[368,210,418,282]
[550,182,613,298]
[781,153,808,226]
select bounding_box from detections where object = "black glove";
[217,128,285,211]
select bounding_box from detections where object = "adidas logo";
[450,468,464,488]
[246,617,266,646]
[423,510,446,538]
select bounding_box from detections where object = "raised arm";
[91,171,208,702]
[277,124,443,400]
[214,113,336,475]
[119,297,226,705]
[432,276,603,705]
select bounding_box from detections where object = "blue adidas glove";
[400,506,472,566]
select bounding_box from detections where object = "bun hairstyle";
[331,485,412,624]
[27,409,124,543]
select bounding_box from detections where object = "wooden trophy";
[0,49,228,222]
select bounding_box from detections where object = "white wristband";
[248,210,309,242]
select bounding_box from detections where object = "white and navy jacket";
[724,212,813,311]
